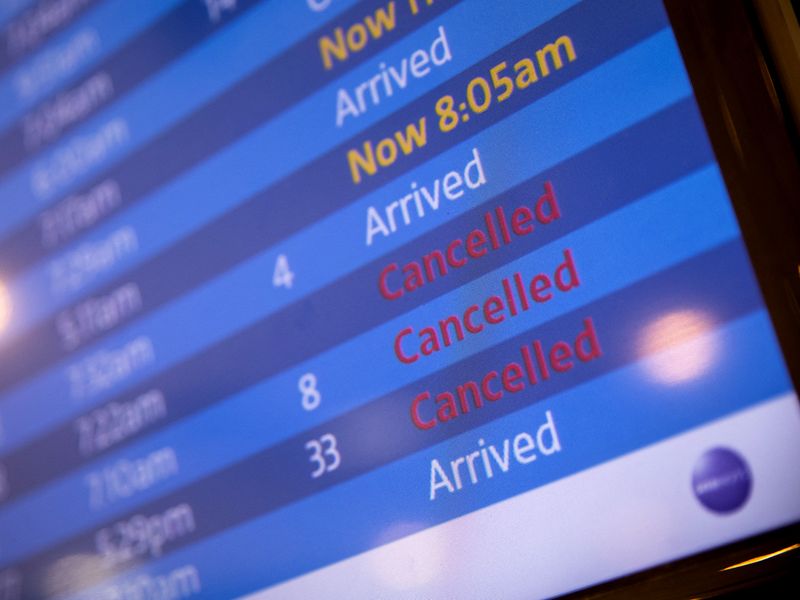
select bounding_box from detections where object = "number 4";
[273,254,295,289]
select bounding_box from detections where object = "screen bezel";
[563,1,800,596]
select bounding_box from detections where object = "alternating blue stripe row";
[0,0,464,247]
[0,27,691,457]
[0,0,184,132]
[0,0,266,182]
[2,241,781,592]
[0,169,746,566]
[0,0,102,77]
[0,98,717,506]
[0,0,36,29]
[61,310,790,600]
[0,0,673,394]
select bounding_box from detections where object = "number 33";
[305,433,341,478]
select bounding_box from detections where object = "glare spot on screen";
[0,281,11,334]
[638,309,717,384]
[44,553,117,597]
[369,522,444,591]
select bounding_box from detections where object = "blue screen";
[0,1,798,598]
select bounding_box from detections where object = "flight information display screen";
[0,0,798,598]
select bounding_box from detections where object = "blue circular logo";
[692,447,751,514]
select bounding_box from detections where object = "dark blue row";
[0,98,714,506]
[0,0,262,188]
[0,0,35,28]
[0,0,101,75]
[0,0,667,394]
[11,239,763,599]
[0,0,458,277]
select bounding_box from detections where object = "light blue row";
[0,29,691,455]
[0,0,362,235]
[57,310,793,600]
[0,165,739,565]
[0,0,581,342]
[0,0,35,29]
[0,0,184,134]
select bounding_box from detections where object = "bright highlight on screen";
[639,309,717,384]
[0,281,11,334]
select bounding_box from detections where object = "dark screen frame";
[664,0,800,392]
[562,0,800,597]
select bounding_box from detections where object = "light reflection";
[0,281,11,334]
[721,543,800,571]
[369,521,444,591]
[44,553,116,597]
[638,309,717,384]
